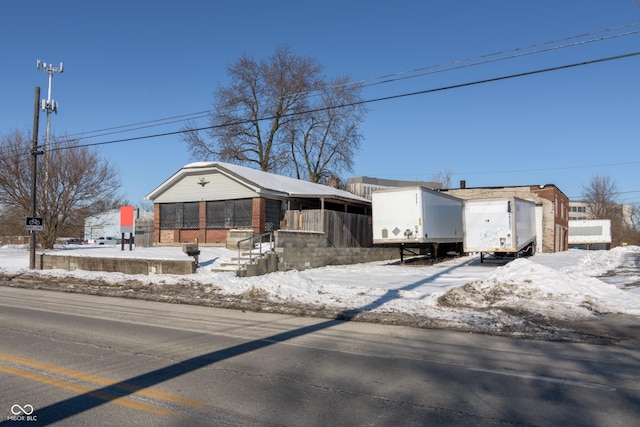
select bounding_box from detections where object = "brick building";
[144,162,371,246]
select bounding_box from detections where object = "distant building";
[346,176,441,200]
[84,210,120,241]
[568,201,590,220]
[569,200,635,228]
[84,209,153,242]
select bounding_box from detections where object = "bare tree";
[431,169,454,189]
[288,75,366,183]
[0,130,124,249]
[183,45,366,180]
[582,174,617,219]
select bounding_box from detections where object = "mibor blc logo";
[8,404,37,422]
[11,405,33,415]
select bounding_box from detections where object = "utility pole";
[29,87,42,269]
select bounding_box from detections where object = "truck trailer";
[372,186,463,262]
[568,219,612,250]
[463,197,536,262]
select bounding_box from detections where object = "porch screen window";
[159,202,199,229]
[206,199,253,229]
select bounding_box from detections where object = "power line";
[63,110,211,140]
[44,49,640,153]
[52,22,640,144]
[3,46,640,173]
[334,22,640,92]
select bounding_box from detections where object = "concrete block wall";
[275,230,398,271]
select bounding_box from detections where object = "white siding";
[153,171,258,203]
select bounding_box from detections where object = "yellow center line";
[0,352,206,409]
[0,364,174,415]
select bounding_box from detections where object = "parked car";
[94,237,118,245]
[64,238,84,245]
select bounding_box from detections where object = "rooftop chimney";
[460,180,466,189]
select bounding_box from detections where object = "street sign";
[25,217,44,231]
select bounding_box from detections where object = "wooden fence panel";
[134,220,154,247]
[282,210,372,248]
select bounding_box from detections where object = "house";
[144,162,372,246]
[443,183,569,253]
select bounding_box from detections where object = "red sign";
[120,206,134,233]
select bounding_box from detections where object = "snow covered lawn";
[1,244,639,338]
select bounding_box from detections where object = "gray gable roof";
[145,162,370,204]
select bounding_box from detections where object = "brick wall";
[530,185,569,252]
[153,197,268,246]
[252,197,266,235]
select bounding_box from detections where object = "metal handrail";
[237,232,274,268]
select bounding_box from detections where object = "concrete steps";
[210,252,265,273]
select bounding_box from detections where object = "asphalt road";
[0,286,638,426]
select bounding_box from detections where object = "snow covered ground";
[1,244,639,331]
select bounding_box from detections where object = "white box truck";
[463,197,536,262]
[372,186,463,261]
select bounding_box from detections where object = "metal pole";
[29,87,41,269]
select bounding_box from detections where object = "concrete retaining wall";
[39,254,196,275]
[37,230,399,277]
[275,230,398,272]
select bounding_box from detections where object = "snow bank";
[1,244,639,322]
[436,249,640,319]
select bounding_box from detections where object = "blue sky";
[2,1,639,206]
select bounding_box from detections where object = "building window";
[264,199,282,232]
[159,202,200,229]
[206,199,253,229]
